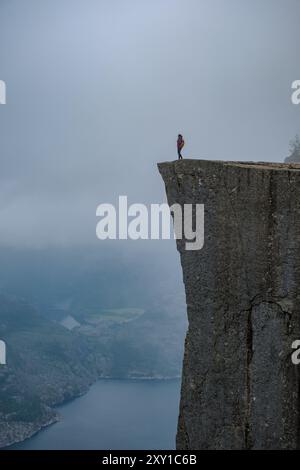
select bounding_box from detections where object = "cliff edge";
[158,159,300,450]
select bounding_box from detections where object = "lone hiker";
[177,134,185,160]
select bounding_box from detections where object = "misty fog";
[0,0,299,247]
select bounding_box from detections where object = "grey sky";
[0,0,299,247]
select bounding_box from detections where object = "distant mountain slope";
[0,289,186,448]
[0,295,102,448]
[0,246,187,447]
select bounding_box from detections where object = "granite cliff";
[159,159,300,450]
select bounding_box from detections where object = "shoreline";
[1,375,181,450]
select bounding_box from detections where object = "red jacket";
[177,137,185,151]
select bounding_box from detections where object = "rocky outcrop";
[0,413,59,449]
[285,136,300,163]
[285,150,300,164]
[159,159,300,450]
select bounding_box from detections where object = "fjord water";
[13,379,181,450]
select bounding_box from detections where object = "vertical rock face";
[158,160,300,450]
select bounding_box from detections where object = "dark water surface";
[12,379,181,450]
